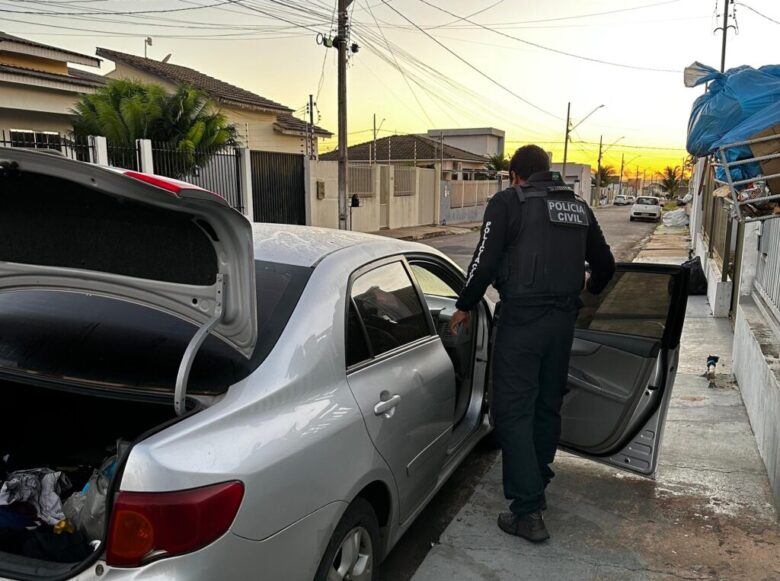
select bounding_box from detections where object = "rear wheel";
[314,498,380,581]
[629,216,635,221]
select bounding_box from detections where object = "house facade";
[426,127,505,159]
[0,32,102,146]
[321,134,488,180]
[95,48,331,155]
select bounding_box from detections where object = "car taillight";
[106,481,244,568]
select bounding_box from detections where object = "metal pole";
[594,135,603,206]
[562,101,571,181]
[373,113,377,165]
[309,94,315,160]
[337,0,350,230]
[618,153,625,197]
[720,0,731,73]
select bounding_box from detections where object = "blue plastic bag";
[686,63,780,156]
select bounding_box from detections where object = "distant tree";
[595,165,615,186]
[487,153,509,172]
[659,166,683,198]
[72,79,236,175]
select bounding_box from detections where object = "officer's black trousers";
[492,303,578,516]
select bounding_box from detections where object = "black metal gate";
[250,151,306,225]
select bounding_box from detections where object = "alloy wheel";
[327,526,373,581]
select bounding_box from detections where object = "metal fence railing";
[1,131,94,162]
[105,144,140,171]
[755,218,780,319]
[151,144,242,212]
[349,165,375,197]
[394,167,416,197]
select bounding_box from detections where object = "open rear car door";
[560,263,689,476]
[0,148,257,414]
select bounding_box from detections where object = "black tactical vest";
[495,172,590,301]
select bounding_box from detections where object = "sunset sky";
[4,0,779,178]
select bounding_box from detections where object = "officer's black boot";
[497,511,550,543]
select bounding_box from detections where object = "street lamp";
[562,103,604,180]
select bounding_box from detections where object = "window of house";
[9,130,62,150]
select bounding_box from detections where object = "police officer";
[449,145,615,543]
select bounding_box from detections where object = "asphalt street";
[379,205,659,581]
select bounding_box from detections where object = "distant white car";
[630,196,662,221]
[614,195,632,206]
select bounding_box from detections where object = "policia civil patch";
[546,199,590,227]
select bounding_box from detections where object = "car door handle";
[374,395,401,416]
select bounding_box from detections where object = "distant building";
[0,32,102,146]
[550,162,592,200]
[321,134,488,180]
[96,48,331,155]
[426,128,505,158]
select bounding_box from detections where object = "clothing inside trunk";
[0,379,178,574]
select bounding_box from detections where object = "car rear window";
[636,197,659,205]
[0,172,218,285]
[0,260,310,395]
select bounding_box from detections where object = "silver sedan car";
[0,149,688,581]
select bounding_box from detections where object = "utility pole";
[635,166,640,196]
[562,103,603,184]
[336,0,353,230]
[308,94,315,160]
[562,102,571,180]
[594,135,603,206]
[618,153,625,197]
[716,0,735,73]
[373,114,377,165]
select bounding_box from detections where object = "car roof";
[251,223,425,267]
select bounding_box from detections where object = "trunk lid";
[0,148,257,360]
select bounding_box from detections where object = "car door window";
[350,262,430,357]
[410,264,459,299]
[346,300,371,367]
[577,270,674,340]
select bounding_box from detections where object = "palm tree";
[595,165,615,186]
[72,79,236,174]
[659,166,682,198]
[72,79,166,147]
[487,153,509,172]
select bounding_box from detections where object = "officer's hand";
[449,309,470,335]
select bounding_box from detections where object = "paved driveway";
[410,226,780,581]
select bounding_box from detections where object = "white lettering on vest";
[465,221,491,287]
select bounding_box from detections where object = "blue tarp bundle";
[686,63,780,157]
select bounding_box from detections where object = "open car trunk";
[0,148,260,579]
[0,380,180,579]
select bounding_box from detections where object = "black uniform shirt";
[456,184,615,312]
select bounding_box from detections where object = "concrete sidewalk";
[411,227,780,580]
[372,222,482,242]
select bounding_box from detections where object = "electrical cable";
[379,0,563,120]
[736,2,780,25]
[415,0,679,73]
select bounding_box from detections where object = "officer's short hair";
[509,145,550,180]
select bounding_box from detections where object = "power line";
[0,0,235,15]
[364,0,681,31]
[415,0,679,73]
[315,0,337,103]
[365,0,435,126]
[736,2,780,25]
[379,0,563,120]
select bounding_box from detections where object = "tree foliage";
[72,79,237,175]
[487,153,509,172]
[658,166,683,198]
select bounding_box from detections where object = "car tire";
[629,216,635,221]
[313,498,380,581]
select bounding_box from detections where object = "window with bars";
[9,130,62,150]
